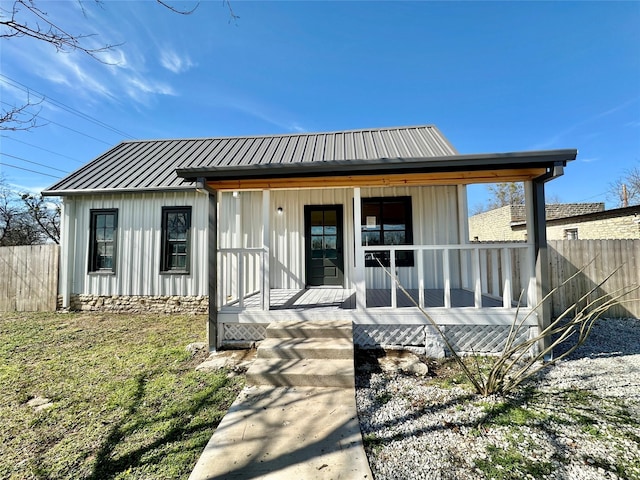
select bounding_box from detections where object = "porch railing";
[361,243,534,310]
[218,243,534,312]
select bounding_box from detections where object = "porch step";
[257,337,354,360]
[245,358,355,388]
[266,320,353,339]
[245,319,355,388]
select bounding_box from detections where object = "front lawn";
[0,312,243,480]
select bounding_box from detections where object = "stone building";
[513,205,640,240]
[469,203,605,241]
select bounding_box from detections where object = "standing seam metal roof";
[43,125,458,193]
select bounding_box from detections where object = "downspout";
[196,178,219,352]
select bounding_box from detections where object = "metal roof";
[43,125,458,195]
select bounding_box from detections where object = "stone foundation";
[67,294,208,314]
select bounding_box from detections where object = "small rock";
[378,352,429,376]
[196,357,230,371]
[27,396,54,412]
[186,342,208,355]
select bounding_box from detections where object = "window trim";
[160,206,192,274]
[88,208,118,274]
[361,196,414,267]
[564,228,579,240]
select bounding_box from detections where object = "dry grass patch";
[0,312,243,480]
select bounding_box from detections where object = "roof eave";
[176,149,578,182]
[41,186,199,197]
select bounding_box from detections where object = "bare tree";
[483,182,525,211]
[21,193,60,244]
[0,91,43,131]
[1,0,221,131]
[608,163,640,207]
[0,175,59,245]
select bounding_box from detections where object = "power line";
[1,100,114,146]
[38,115,114,146]
[1,153,70,174]
[0,74,136,140]
[1,135,84,163]
[0,162,60,179]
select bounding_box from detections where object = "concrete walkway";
[188,385,372,479]
[189,320,373,479]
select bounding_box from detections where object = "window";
[89,209,118,273]
[361,196,414,267]
[161,206,192,273]
[564,228,579,240]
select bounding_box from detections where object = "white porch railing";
[218,243,535,312]
[361,243,534,310]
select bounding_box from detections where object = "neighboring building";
[513,205,640,240]
[42,125,577,355]
[469,203,605,241]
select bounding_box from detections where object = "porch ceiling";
[201,167,548,190]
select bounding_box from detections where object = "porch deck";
[235,287,508,312]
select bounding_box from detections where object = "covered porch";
[176,140,577,354]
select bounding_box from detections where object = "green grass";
[0,312,244,480]
[475,444,554,480]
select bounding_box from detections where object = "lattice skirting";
[223,323,267,341]
[444,325,532,354]
[353,324,536,356]
[221,322,536,357]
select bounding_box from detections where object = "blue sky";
[1,0,639,210]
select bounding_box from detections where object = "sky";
[1,0,639,211]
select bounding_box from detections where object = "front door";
[305,205,344,287]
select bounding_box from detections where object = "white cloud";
[160,49,195,74]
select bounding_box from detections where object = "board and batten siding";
[218,186,462,291]
[64,191,209,297]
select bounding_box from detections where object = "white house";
[43,125,577,356]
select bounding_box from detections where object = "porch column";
[261,190,270,311]
[206,186,219,352]
[525,180,551,356]
[353,187,366,310]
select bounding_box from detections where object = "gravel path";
[356,318,640,480]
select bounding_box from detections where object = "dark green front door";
[305,205,344,287]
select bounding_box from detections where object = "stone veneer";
[65,294,209,314]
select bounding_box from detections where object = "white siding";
[270,189,355,289]
[221,186,462,291]
[68,191,209,296]
[361,186,461,289]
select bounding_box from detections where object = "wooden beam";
[205,168,548,191]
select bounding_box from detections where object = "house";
[518,205,640,240]
[42,125,577,356]
[470,203,640,241]
[469,203,605,242]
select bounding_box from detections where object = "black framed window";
[361,197,414,267]
[161,206,191,273]
[89,209,118,273]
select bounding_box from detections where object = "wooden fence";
[0,240,637,317]
[0,244,59,312]
[547,240,640,318]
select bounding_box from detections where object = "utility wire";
[0,74,136,140]
[1,153,70,174]
[0,101,113,146]
[37,115,114,146]
[0,162,60,179]
[1,135,84,163]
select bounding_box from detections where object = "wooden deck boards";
[239,288,505,311]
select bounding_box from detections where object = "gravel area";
[356,318,640,480]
